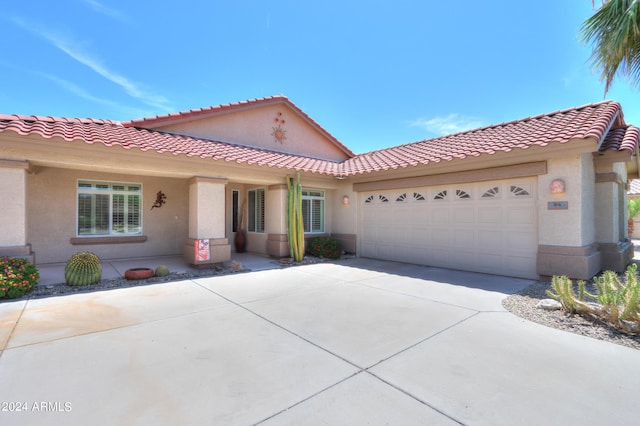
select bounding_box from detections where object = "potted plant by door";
[234,198,247,253]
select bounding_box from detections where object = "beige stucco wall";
[331,182,357,235]
[154,104,349,162]
[0,165,28,246]
[537,153,595,247]
[28,167,189,264]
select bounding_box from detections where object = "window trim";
[248,188,266,233]
[301,189,325,234]
[76,179,143,237]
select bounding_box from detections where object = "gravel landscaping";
[502,280,640,351]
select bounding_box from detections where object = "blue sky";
[1,1,637,154]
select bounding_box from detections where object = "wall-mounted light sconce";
[550,179,565,195]
[342,195,350,206]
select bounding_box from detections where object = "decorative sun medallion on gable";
[271,111,287,144]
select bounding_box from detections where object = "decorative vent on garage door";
[364,194,390,204]
[396,192,425,202]
[510,185,531,198]
[455,189,471,200]
[434,190,448,200]
[482,186,500,198]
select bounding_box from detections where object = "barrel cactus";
[65,252,102,286]
[155,265,170,277]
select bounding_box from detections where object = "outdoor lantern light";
[550,179,565,194]
[342,195,350,206]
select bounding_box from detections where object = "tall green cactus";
[286,173,305,261]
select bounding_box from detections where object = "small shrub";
[307,237,341,260]
[155,265,170,277]
[0,257,39,299]
[547,264,640,335]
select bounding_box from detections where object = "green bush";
[0,257,39,299]
[307,237,341,259]
[547,263,640,335]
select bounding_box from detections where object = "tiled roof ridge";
[121,94,355,158]
[0,113,121,126]
[121,95,289,127]
[358,100,621,157]
[146,127,344,164]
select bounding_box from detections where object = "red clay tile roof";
[122,95,356,158]
[340,100,636,175]
[0,100,637,178]
[0,113,342,175]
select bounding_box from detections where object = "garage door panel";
[454,209,474,223]
[431,208,450,223]
[453,229,473,247]
[507,206,535,225]
[478,230,503,251]
[506,231,537,251]
[361,179,538,278]
[431,229,450,246]
[478,206,502,224]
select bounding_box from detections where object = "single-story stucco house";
[1,95,639,279]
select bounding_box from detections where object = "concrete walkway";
[35,252,281,287]
[1,258,639,425]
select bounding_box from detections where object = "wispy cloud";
[11,17,172,112]
[39,72,152,118]
[81,0,129,23]
[410,113,484,136]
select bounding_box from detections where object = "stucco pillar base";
[331,233,357,254]
[599,241,633,273]
[0,244,35,264]
[183,238,231,267]
[267,234,290,258]
[537,244,601,280]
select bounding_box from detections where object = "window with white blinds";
[77,181,142,236]
[301,189,324,233]
[248,188,265,233]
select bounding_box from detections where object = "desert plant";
[628,198,640,236]
[546,275,591,314]
[286,173,305,262]
[307,237,341,259]
[155,265,170,277]
[0,257,39,299]
[65,251,102,286]
[547,264,640,335]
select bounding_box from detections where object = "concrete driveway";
[1,258,638,425]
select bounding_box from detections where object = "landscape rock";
[535,299,563,310]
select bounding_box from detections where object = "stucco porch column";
[266,184,289,257]
[595,169,633,271]
[0,160,34,262]
[183,177,231,266]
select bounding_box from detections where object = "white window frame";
[302,189,325,234]
[248,188,265,233]
[76,180,143,237]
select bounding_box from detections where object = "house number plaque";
[548,201,568,210]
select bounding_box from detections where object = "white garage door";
[360,178,538,278]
